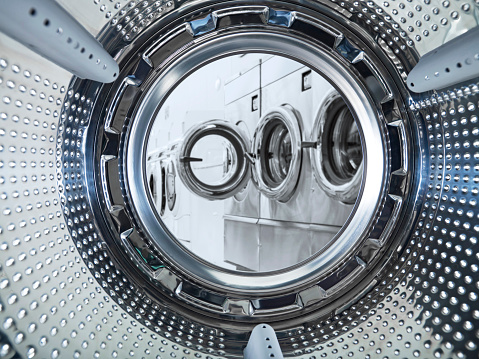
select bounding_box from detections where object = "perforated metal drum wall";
[1,1,479,358]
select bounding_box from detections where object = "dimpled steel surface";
[0,0,479,359]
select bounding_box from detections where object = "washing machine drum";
[2,0,479,358]
[252,105,302,202]
[311,90,363,204]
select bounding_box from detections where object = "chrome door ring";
[58,1,419,354]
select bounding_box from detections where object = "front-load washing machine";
[310,89,363,207]
[257,56,355,227]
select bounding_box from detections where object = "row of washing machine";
[222,55,362,271]
[146,54,363,272]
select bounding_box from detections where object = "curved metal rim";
[252,105,303,202]
[125,31,386,293]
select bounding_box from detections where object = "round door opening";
[176,120,251,200]
[189,134,238,186]
[325,107,361,182]
[311,91,364,204]
[145,53,364,273]
[62,0,414,334]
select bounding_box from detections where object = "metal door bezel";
[125,31,388,294]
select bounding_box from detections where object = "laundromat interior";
[1,0,479,358]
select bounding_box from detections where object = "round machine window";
[145,53,364,272]
[324,101,362,184]
[252,105,302,202]
[177,121,251,200]
[189,134,238,186]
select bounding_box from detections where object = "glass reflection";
[324,104,362,184]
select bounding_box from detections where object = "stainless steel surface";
[0,0,119,83]
[1,1,479,359]
[378,0,479,56]
[407,26,479,92]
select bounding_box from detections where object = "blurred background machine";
[223,55,359,272]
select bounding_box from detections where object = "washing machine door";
[177,120,251,200]
[311,90,363,204]
[252,105,303,202]
[147,161,160,209]
[165,159,177,211]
